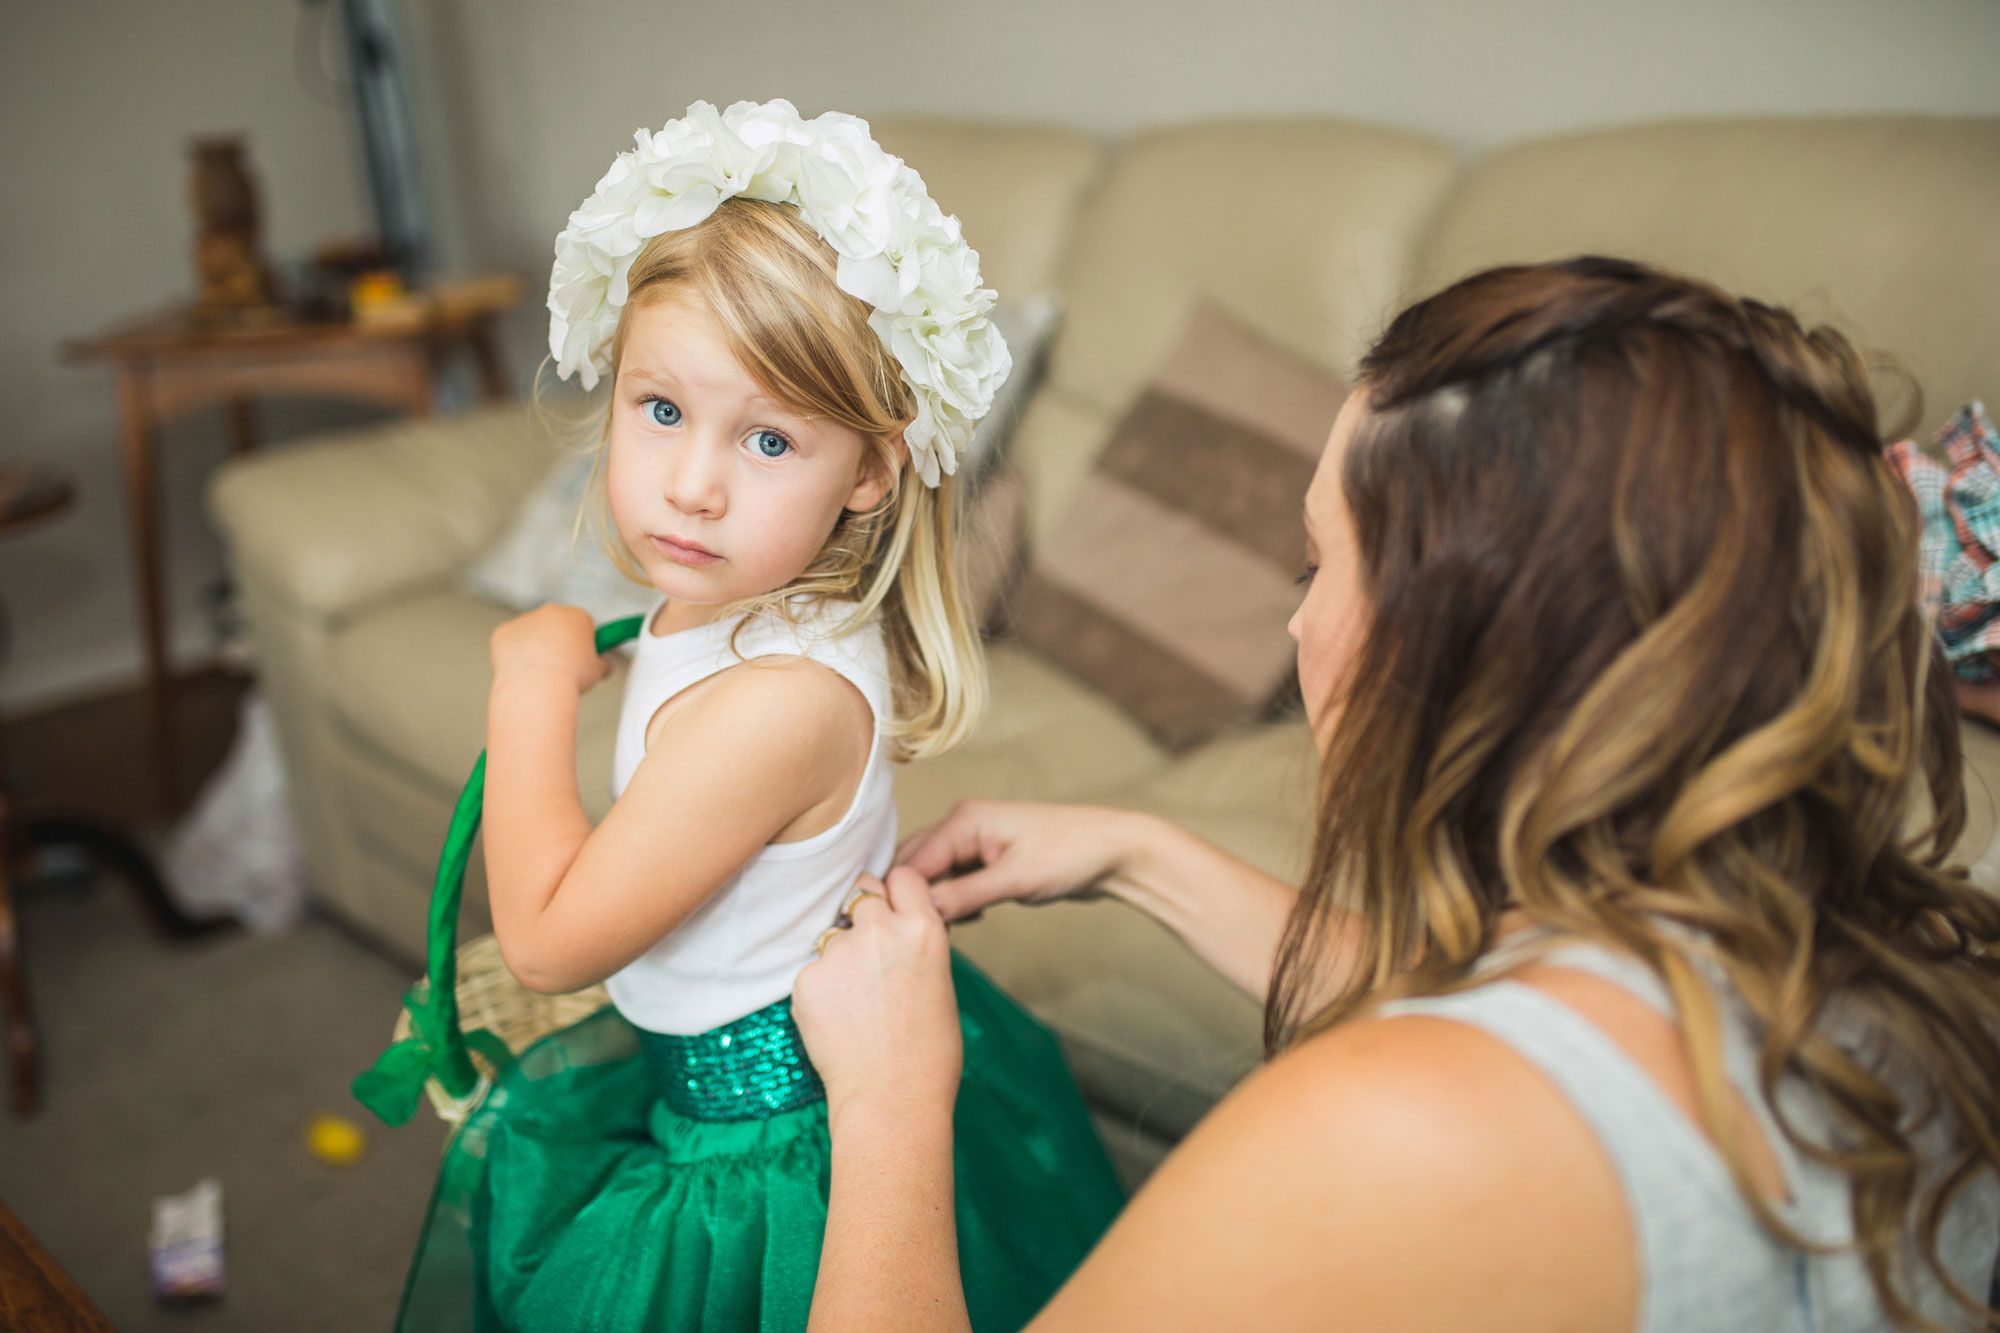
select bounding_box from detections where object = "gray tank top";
[1375,935,2000,1332]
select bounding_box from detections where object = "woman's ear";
[844,429,907,513]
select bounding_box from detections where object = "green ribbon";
[352,614,647,1127]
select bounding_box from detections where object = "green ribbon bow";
[352,614,646,1126]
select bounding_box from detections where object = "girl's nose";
[665,435,729,517]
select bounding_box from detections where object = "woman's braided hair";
[1270,256,2000,1329]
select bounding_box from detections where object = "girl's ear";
[844,429,907,513]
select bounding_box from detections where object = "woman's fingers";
[895,802,1002,879]
[794,868,963,1124]
[880,864,941,922]
[927,866,1021,922]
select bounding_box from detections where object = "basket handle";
[352,613,647,1126]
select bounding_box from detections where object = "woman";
[793,257,2000,1332]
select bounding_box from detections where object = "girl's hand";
[489,604,610,694]
[793,867,962,1129]
[895,800,1139,923]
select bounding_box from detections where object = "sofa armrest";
[209,403,560,622]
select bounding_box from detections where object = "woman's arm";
[898,802,1307,1002]
[794,869,970,1333]
[483,605,871,992]
[795,869,1637,1333]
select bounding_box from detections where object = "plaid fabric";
[1887,437,1950,618]
[1887,400,2000,679]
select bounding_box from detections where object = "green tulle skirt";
[395,952,1125,1332]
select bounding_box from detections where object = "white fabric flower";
[545,99,1010,484]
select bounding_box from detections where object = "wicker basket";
[391,933,609,1126]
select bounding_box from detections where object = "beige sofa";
[211,114,2000,1184]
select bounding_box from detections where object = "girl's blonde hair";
[1270,256,2000,1330]
[568,197,986,761]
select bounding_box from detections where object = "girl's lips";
[651,534,721,566]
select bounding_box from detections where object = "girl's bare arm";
[484,614,871,993]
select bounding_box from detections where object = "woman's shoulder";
[1248,1008,1637,1235]
[1045,1010,1635,1331]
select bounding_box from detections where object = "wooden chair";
[0,463,229,1115]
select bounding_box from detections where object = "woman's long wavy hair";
[1267,256,2000,1329]
[560,197,985,760]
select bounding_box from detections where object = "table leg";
[468,318,512,402]
[0,732,40,1115]
[115,372,175,816]
[225,395,257,455]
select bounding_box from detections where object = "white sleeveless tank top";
[602,592,898,1035]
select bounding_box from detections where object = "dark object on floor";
[0,464,237,1115]
[2,812,239,1118]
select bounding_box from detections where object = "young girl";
[391,100,1124,1332]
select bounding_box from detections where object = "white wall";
[0,1,376,712]
[5,0,1998,712]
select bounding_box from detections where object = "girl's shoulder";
[638,594,887,686]
[637,596,885,756]
[734,595,892,705]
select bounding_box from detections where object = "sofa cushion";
[1415,116,2000,441]
[1123,718,1318,852]
[894,642,1167,834]
[1012,304,1340,750]
[326,590,627,822]
[948,720,1315,1140]
[951,895,1262,1142]
[1012,120,1459,547]
[210,404,559,621]
[960,464,1028,631]
[866,121,1101,302]
[1952,721,2000,893]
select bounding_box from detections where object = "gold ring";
[836,886,884,926]
[812,924,846,956]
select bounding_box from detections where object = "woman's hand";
[793,867,962,1130]
[895,800,1146,923]
[903,801,1302,1002]
[489,603,610,695]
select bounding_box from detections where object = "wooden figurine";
[189,136,277,314]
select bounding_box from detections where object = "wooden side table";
[0,1195,115,1333]
[63,274,524,811]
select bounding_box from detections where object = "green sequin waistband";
[634,995,826,1122]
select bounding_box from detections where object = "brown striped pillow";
[1012,303,1344,750]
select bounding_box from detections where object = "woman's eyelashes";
[1294,564,1319,587]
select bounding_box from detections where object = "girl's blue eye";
[752,430,791,458]
[647,398,681,427]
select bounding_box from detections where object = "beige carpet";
[0,869,448,1331]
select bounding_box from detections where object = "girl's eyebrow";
[619,366,791,415]
[619,365,678,390]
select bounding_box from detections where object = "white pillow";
[461,296,1062,621]
[960,295,1061,485]
[461,447,655,622]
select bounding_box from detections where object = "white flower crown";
[548,99,1010,488]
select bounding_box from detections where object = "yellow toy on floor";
[304,1111,367,1168]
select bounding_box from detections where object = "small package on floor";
[149,1177,225,1303]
